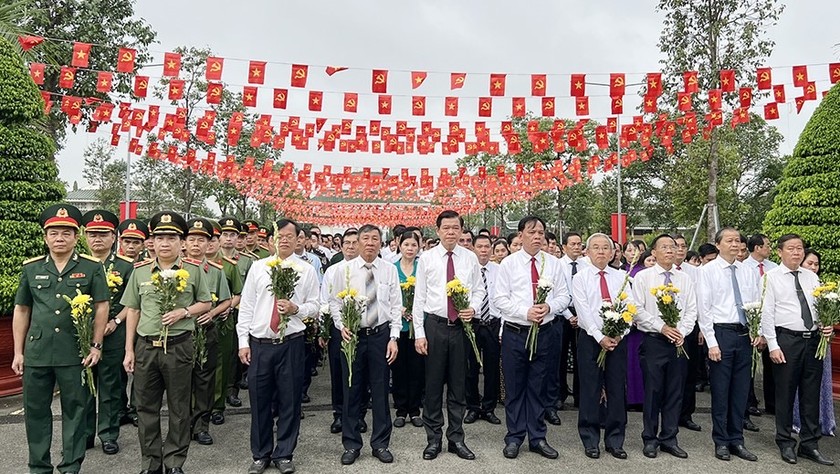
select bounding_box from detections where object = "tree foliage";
[82,138,126,213]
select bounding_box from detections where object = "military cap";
[209,219,221,237]
[149,211,187,236]
[239,222,249,236]
[257,226,269,239]
[219,216,241,233]
[186,217,213,239]
[242,219,260,233]
[40,203,83,230]
[81,209,119,233]
[118,219,149,240]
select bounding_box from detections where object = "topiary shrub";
[0,37,62,314]
[764,82,840,277]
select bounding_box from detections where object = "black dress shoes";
[503,442,519,459]
[330,418,342,433]
[606,447,627,459]
[192,431,213,445]
[248,459,269,474]
[747,406,762,416]
[780,446,797,464]
[301,393,310,403]
[661,444,688,458]
[798,447,834,466]
[447,441,476,460]
[410,416,424,427]
[463,410,479,424]
[743,419,759,432]
[584,447,600,459]
[210,412,225,425]
[166,468,184,474]
[102,440,120,455]
[372,447,394,463]
[529,440,558,459]
[139,469,162,474]
[680,419,702,431]
[226,395,242,407]
[340,448,360,465]
[730,444,757,461]
[643,443,657,458]
[714,445,730,461]
[482,411,502,424]
[423,442,442,460]
[545,409,562,426]
[393,416,406,427]
[273,459,296,473]
[359,419,368,433]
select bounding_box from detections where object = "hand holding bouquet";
[63,289,97,397]
[150,268,190,353]
[400,276,416,339]
[447,278,482,368]
[526,276,553,361]
[338,267,367,386]
[813,281,840,360]
[650,283,688,358]
[597,296,636,367]
[265,257,302,342]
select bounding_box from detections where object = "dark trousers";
[134,337,194,471]
[391,331,424,418]
[466,318,501,414]
[501,322,551,446]
[85,323,126,444]
[422,313,467,444]
[640,333,686,448]
[191,324,219,434]
[578,333,627,450]
[708,325,751,447]
[680,324,700,423]
[773,331,823,451]
[302,341,318,397]
[341,327,392,450]
[24,365,91,474]
[328,324,344,418]
[559,317,580,405]
[213,318,235,413]
[762,349,776,413]
[248,334,304,461]
[541,318,565,410]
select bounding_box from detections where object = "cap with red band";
[40,203,83,230]
[82,209,119,233]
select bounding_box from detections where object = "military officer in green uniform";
[12,203,110,474]
[243,219,271,259]
[80,210,135,455]
[121,211,212,474]
[184,217,232,446]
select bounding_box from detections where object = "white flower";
[742,302,762,311]
[537,278,553,290]
[159,269,177,279]
[601,301,613,310]
[320,304,330,315]
[825,292,840,301]
[604,310,621,321]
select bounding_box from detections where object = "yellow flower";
[151,273,161,284]
[106,272,123,288]
[626,303,637,314]
[337,289,349,299]
[619,292,628,301]
[650,288,658,296]
[266,258,281,268]
[72,293,92,306]
[175,269,190,280]
[621,312,633,323]
[347,288,358,297]
[401,276,416,290]
[211,293,218,303]
[662,295,673,305]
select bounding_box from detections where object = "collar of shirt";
[152,256,183,272]
[653,263,675,276]
[350,255,381,270]
[712,255,741,270]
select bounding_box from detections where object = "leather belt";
[141,331,191,347]
[776,326,819,339]
[249,331,304,345]
[358,322,388,337]
[714,323,746,331]
[426,312,462,327]
[504,318,556,333]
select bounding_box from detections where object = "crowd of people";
[11,204,837,474]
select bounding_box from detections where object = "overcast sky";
[57,0,840,188]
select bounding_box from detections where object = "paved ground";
[0,367,837,474]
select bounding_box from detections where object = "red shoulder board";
[182,257,202,267]
[222,256,238,266]
[207,260,223,270]
[134,259,153,268]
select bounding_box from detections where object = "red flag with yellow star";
[168,79,185,100]
[445,96,459,117]
[708,89,722,111]
[575,96,589,116]
[164,52,181,77]
[242,86,257,107]
[643,95,657,114]
[773,84,786,103]
[29,63,45,85]
[490,73,506,96]
[570,74,585,97]
[763,103,779,120]
[96,71,113,93]
[248,61,266,84]
[792,65,808,87]
[647,72,662,96]
[411,71,427,89]
[378,95,391,115]
[71,42,91,68]
[309,91,323,111]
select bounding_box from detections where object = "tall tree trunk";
[707,132,719,239]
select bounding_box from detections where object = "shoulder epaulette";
[207,260,223,270]
[223,256,238,266]
[80,254,101,263]
[134,259,153,268]
[182,257,203,267]
[23,255,46,266]
[116,254,134,263]
[242,250,258,259]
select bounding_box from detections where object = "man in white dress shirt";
[672,234,703,433]
[573,233,632,460]
[330,224,401,465]
[744,233,778,418]
[494,216,570,460]
[464,234,503,426]
[237,219,320,474]
[413,210,485,461]
[632,234,697,459]
[696,227,761,463]
[762,234,834,466]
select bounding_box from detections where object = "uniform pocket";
[26,326,42,343]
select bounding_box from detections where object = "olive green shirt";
[221,250,252,284]
[14,253,110,367]
[209,254,244,295]
[120,257,211,337]
[248,246,271,259]
[103,251,135,319]
[202,259,231,307]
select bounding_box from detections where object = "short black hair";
[739,233,748,245]
[273,219,300,237]
[473,234,493,246]
[698,242,719,258]
[671,233,686,242]
[297,227,310,239]
[358,224,382,239]
[492,239,510,252]
[436,210,463,228]
[393,224,407,235]
[562,231,581,245]
[545,231,557,242]
[505,232,520,245]
[685,250,699,261]
[340,229,358,244]
[461,229,475,239]
[748,233,768,252]
[804,247,821,263]
[777,233,803,250]
[478,228,491,236]
[518,216,546,232]
[650,233,676,250]
[714,227,739,244]
[399,231,420,246]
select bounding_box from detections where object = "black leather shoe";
[584,447,600,459]
[743,419,759,432]
[120,413,137,426]
[798,447,834,466]
[463,410,479,424]
[192,431,213,445]
[643,443,657,458]
[372,447,394,463]
[210,412,225,425]
[248,458,269,474]
[166,468,184,474]
[330,417,342,434]
[545,409,562,426]
[85,436,95,450]
[780,446,797,464]
[359,419,368,433]
[606,447,627,459]
[341,448,360,465]
[423,442,441,460]
[301,393,310,403]
[730,444,757,462]
[273,459,296,474]
[226,395,242,407]
[447,441,476,460]
[680,419,701,431]
[695,381,707,392]
[747,406,762,416]
[714,445,730,461]
[503,442,519,459]
[102,440,120,455]
[139,469,162,474]
[529,440,559,459]
[482,411,502,424]
[661,444,688,459]
[410,416,423,427]
[393,416,406,427]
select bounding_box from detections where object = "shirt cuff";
[705,334,719,349]
[238,336,249,349]
[766,337,779,352]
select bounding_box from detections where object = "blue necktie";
[730,265,746,324]
[663,271,672,285]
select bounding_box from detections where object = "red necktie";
[758,262,764,276]
[530,257,539,302]
[599,270,611,302]
[446,251,458,321]
[270,298,281,333]
[676,265,682,271]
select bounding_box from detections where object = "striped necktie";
[364,263,377,328]
[480,266,490,322]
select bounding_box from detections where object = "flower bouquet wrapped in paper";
[447,278,481,367]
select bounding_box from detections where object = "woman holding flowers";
[391,231,424,428]
[493,216,570,460]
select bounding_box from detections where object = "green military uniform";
[120,212,211,472]
[15,204,110,474]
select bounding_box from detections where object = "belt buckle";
[447,318,457,327]
[271,338,282,345]
[363,327,373,336]
[152,339,163,348]
[803,331,812,339]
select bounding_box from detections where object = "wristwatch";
[183,308,192,319]
[90,342,103,350]
[113,317,122,325]
[390,336,398,342]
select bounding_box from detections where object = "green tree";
[764,83,840,276]
[0,36,63,313]
[82,137,126,212]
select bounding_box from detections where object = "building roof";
[66,189,100,202]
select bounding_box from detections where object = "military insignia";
[35,275,49,280]
[70,272,86,279]
[56,207,69,218]
[161,214,172,223]
[225,220,233,226]
[128,223,137,230]
[93,214,104,222]
[194,221,203,228]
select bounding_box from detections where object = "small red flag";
[96,71,113,93]
[248,61,266,84]
[719,69,736,92]
[570,73,586,96]
[206,57,224,80]
[489,73,506,96]
[610,96,623,115]
[378,95,392,115]
[242,86,258,107]
[445,96,458,116]
[512,97,526,117]
[830,63,840,84]
[708,89,722,111]
[168,79,185,100]
[451,72,466,90]
[478,97,492,117]
[344,92,357,113]
[133,76,149,98]
[677,92,692,111]
[71,42,91,68]
[207,82,223,104]
[792,65,808,87]
[17,35,44,51]
[756,67,772,90]
[804,82,817,101]
[610,73,625,97]
[272,88,288,109]
[117,48,136,73]
[773,84,786,103]
[372,69,388,93]
[531,74,546,96]
[647,72,662,96]
[309,91,323,111]
[739,87,753,108]
[291,64,308,87]
[325,66,348,76]
[58,66,75,89]
[763,103,779,120]
[412,96,426,116]
[411,71,427,89]
[575,96,589,116]
[163,52,181,77]
[29,63,45,85]
[541,97,555,117]
[794,96,806,114]
[643,95,657,114]
[683,71,699,93]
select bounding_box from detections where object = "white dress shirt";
[493,249,570,326]
[320,261,346,305]
[743,255,778,278]
[560,255,589,319]
[329,256,402,339]
[237,254,320,348]
[632,264,698,336]
[412,244,485,339]
[573,264,632,342]
[479,261,501,319]
[761,265,820,352]
[674,261,698,283]
[696,256,761,349]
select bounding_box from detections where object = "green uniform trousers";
[24,365,92,473]
[192,323,219,434]
[134,336,194,471]
[84,324,127,443]
[212,316,236,414]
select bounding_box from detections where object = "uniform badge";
[70,272,86,279]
